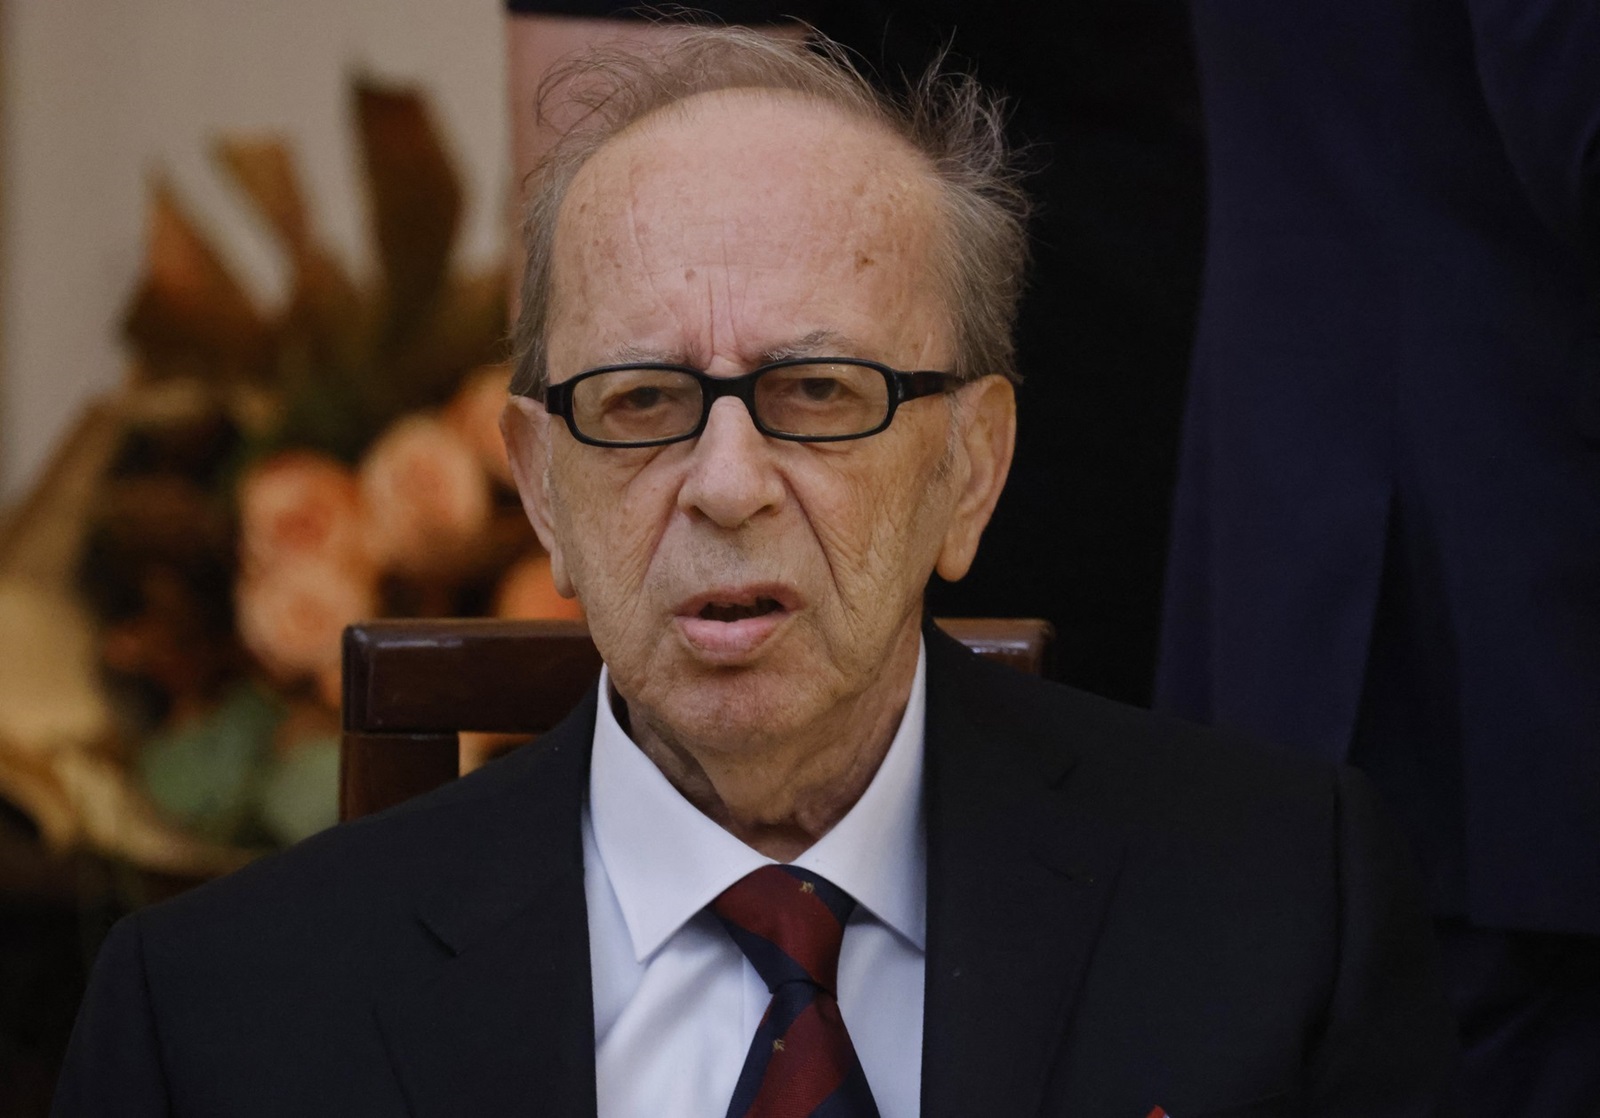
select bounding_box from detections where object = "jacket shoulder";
[931,629,1343,819]
[133,698,593,995]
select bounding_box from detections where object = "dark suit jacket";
[54,630,1453,1116]
[1159,0,1600,935]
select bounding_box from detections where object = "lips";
[697,596,784,623]
[674,586,799,660]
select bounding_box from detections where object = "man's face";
[506,91,1013,756]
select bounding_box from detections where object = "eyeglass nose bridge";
[693,368,769,436]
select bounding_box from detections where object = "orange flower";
[235,559,377,687]
[494,554,583,620]
[237,452,370,575]
[444,364,514,487]
[360,415,490,576]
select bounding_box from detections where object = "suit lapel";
[366,633,1125,1116]
[373,695,600,1118]
[920,629,1126,1118]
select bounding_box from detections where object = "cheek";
[877,429,960,571]
[800,432,956,602]
[549,449,676,598]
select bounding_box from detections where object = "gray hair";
[509,24,1030,397]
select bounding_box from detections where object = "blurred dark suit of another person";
[1159,1,1600,1113]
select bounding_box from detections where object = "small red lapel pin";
[1146,1109,1171,1118]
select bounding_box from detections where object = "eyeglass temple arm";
[898,371,962,401]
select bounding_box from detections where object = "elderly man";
[55,29,1452,1118]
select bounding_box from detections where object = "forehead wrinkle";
[558,90,949,374]
[708,213,740,368]
[620,156,685,352]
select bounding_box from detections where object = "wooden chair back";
[339,617,1053,821]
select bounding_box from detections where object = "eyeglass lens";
[568,362,892,443]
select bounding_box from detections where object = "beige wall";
[0,0,507,503]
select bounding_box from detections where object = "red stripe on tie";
[747,999,853,1118]
[713,866,845,989]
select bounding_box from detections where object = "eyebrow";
[597,329,868,369]
[761,329,862,362]
[605,342,685,365]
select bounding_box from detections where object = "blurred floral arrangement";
[0,78,575,884]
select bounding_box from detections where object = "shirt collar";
[588,639,928,963]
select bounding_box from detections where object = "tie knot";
[712,865,857,994]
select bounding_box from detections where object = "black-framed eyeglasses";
[539,358,962,448]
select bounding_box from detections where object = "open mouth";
[676,587,798,658]
[697,597,785,623]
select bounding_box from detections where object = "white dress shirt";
[584,641,928,1118]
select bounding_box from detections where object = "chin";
[636,665,828,756]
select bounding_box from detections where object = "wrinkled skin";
[504,90,1015,857]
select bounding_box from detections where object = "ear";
[501,395,576,597]
[935,376,1016,583]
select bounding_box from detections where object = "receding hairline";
[547,85,954,333]
[612,80,908,139]
[565,84,945,208]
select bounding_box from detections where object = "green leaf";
[255,736,341,847]
[138,683,285,843]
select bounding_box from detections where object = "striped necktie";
[712,864,882,1118]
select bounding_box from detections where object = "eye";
[754,362,889,437]
[571,368,702,442]
[796,377,843,402]
[612,385,666,411]
[764,368,863,408]
[595,376,694,415]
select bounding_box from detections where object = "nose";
[677,396,785,528]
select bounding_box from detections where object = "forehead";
[547,89,948,368]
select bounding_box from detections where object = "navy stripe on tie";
[720,922,814,990]
[809,1060,881,1118]
[713,865,881,1118]
[722,982,813,1116]
[776,865,856,927]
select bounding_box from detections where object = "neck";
[624,630,921,861]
